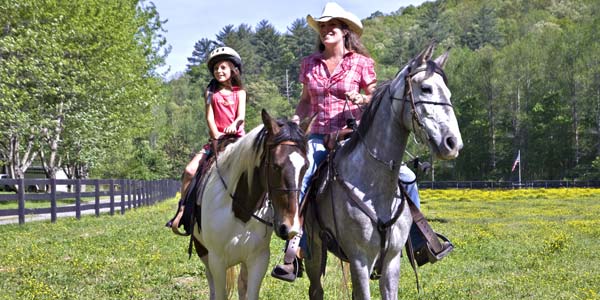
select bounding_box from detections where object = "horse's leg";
[305,231,325,300]
[348,257,372,300]
[379,254,401,300]
[207,253,228,300]
[199,255,216,300]
[244,250,270,300]
[238,263,248,300]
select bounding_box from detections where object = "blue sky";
[151,0,427,79]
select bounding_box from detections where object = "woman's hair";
[317,21,370,57]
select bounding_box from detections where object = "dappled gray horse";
[303,43,463,300]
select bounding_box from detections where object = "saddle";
[165,135,240,237]
[302,139,453,284]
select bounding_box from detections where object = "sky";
[151,0,428,79]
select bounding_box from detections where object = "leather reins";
[213,139,304,227]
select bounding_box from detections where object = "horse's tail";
[339,261,351,297]
[225,266,237,300]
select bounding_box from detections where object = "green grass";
[0,188,599,299]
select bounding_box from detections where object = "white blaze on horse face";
[287,151,305,234]
[416,72,463,159]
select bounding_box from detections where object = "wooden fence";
[419,180,600,189]
[0,178,180,225]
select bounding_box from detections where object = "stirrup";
[271,257,303,282]
[414,232,454,266]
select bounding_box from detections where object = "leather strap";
[398,179,444,253]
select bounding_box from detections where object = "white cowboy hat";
[307,2,363,37]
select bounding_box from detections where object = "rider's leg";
[399,165,453,266]
[167,151,207,234]
[181,152,206,197]
[272,134,328,282]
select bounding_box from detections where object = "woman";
[271,2,376,282]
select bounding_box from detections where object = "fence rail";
[419,180,600,189]
[0,178,180,225]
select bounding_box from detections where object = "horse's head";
[261,110,311,240]
[389,42,463,160]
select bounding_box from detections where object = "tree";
[0,0,168,186]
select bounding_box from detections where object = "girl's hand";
[223,124,237,135]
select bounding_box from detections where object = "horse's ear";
[299,113,317,136]
[261,109,281,136]
[433,47,451,69]
[414,41,436,66]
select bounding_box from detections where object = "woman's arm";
[294,84,311,120]
[346,82,377,105]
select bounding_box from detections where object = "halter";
[391,65,453,145]
[264,140,304,195]
[214,138,304,227]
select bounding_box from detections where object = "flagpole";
[518,150,522,186]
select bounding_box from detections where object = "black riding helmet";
[206,46,243,75]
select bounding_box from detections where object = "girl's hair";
[206,59,244,101]
[317,22,370,57]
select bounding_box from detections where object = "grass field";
[0,188,598,299]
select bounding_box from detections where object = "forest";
[1,0,599,182]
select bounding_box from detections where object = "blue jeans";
[300,134,328,202]
[399,165,420,208]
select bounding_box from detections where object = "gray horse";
[303,43,463,300]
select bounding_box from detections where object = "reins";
[213,139,303,227]
[390,66,454,145]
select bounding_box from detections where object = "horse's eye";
[421,86,432,94]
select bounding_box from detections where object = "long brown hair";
[206,59,244,98]
[317,21,370,57]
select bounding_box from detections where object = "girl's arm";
[224,90,246,134]
[205,91,222,140]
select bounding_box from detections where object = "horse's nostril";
[446,136,456,150]
[278,225,289,238]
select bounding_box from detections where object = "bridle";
[264,140,305,196]
[214,138,305,227]
[350,64,453,171]
[392,66,453,140]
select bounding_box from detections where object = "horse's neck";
[337,96,409,200]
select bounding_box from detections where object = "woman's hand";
[345,91,366,105]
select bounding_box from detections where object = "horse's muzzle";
[276,224,300,240]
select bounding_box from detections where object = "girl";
[168,46,246,235]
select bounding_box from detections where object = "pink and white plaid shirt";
[299,51,376,135]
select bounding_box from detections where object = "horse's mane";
[215,119,308,190]
[342,59,445,154]
[342,79,392,153]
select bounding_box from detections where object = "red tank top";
[209,86,245,136]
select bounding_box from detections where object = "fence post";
[109,179,115,215]
[127,179,132,210]
[18,178,25,225]
[95,180,100,217]
[75,179,81,220]
[50,178,57,223]
[120,179,125,215]
[137,180,143,207]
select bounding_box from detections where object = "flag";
[511,151,520,172]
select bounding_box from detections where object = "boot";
[409,223,454,266]
[271,233,304,282]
